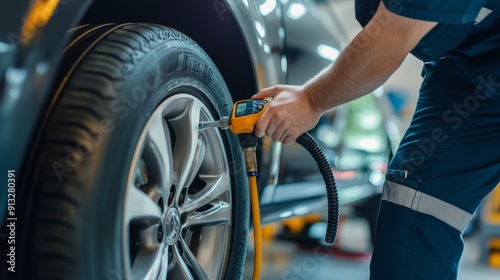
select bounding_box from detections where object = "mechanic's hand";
[252,85,322,144]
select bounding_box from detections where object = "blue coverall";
[355,0,500,279]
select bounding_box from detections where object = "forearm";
[252,2,436,143]
[304,32,405,113]
[303,3,437,114]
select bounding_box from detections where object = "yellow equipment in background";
[481,183,500,267]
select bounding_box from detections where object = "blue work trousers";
[370,55,500,279]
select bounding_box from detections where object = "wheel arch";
[79,0,260,102]
[0,0,258,186]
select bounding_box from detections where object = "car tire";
[21,23,249,280]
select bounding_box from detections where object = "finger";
[251,86,279,100]
[265,115,280,140]
[278,130,288,143]
[282,134,297,144]
[254,109,272,138]
[272,124,287,143]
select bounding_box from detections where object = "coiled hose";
[295,132,339,244]
[241,132,338,280]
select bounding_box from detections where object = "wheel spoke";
[124,183,162,223]
[171,245,195,280]
[186,137,207,188]
[180,239,210,280]
[138,183,163,209]
[144,112,173,195]
[182,174,230,213]
[130,241,164,280]
[170,99,203,189]
[183,201,231,228]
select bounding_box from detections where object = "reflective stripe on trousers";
[382,180,473,233]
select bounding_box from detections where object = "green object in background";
[344,94,388,154]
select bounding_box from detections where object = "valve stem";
[198,116,230,130]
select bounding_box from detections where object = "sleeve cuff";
[383,0,486,24]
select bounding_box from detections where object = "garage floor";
[244,218,500,280]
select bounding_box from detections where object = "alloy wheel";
[123,93,233,279]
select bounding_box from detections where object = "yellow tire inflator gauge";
[199,99,339,280]
[199,99,271,134]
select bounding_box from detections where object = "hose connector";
[239,133,258,177]
[243,146,258,177]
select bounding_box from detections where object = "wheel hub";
[165,207,181,245]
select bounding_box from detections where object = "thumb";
[251,86,278,100]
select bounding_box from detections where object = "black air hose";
[295,132,339,244]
